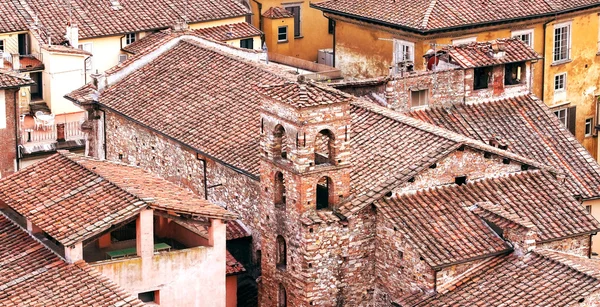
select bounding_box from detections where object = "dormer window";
[125,33,136,45]
[505,62,526,85]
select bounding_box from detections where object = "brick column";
[136,208,154,259]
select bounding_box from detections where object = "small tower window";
[316,176,333,210]
[314,129,335,165]
[274,172,286,207]
[276,235,287,269]
[274,125,288,159]
[278,284,287,307]
[455,176,467,185]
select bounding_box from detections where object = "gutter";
[310,3,600,36]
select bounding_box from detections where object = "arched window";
[276,235,286,269]
[278,284,287,307]
[274,172,286,207]
[316,176,333,210]
[314,129,335,165]
[274,125,288,159]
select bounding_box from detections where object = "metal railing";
[21,120,85,145]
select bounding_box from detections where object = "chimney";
[491,40,506,59]
[66,23,79,48]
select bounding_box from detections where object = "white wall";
[42,51,86,115]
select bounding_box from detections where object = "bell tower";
[257,77,352,306]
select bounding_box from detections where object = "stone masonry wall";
[104,111,262,252]
[0,89,17,179]
[538,235,591,257]
[387,69,465,111]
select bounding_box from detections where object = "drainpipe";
[198,157,209,200]
[13,89,20,171]
[542,17,556,102]
[97,108,107,160]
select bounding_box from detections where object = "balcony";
[19,112,86,156]
[1,53,44,72]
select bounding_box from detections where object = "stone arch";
[278,283,287,307]
[276,235,287,269]
[274,171,286,207]
[314,129,335,165]
[273,124,288,159]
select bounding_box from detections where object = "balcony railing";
[21,120,85,145]
[1,52,44,71]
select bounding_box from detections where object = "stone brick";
[0,89,17,178]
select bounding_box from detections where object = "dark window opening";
[285,6,301,37]
[276,235,286,269]
[498,144,508,150]
[474,67,493,90]
[328,19,335,35]
[314,129,335,165]
[138,291,159,303]
[240,38,254,49]
[521,164,529,171]
[399,251,404,259]
[429,163,437,169]
[274,172,286,207]
[502,158,510,164]
[316,176,333,210]
[279,284,287,307]
[484,152,492,159]
[455,176,467,185]
[278,26,288,42]
[504,62,526,85]
[385,191,393,198]
[274,125,288,159]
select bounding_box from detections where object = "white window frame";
[553,21,571,63]
[78,42,93,72]
[512,29,534,47]
[554,72,567,92]
[452,36,477,45]
[277,26,288,42]
[554,108,568,127]
[585,118,594,137]
[393,39,415,65]
[125,33,136,45]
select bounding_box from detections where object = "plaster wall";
[41,51,86,115]
[0,89,17,179]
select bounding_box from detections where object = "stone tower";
[257,77,353,306]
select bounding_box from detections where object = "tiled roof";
[444,38,541,68]
[535,249,600,279]
[412,251,600,306]
[259,80,354,108]
[312,0,600,33]
[0,0,250,41]
[0,215,144,306]
[74,40,286,176]
[42,45,93,56]
[262,7,294,18]
[227,220,252,240]
[407,95,600,199]
[123,23,262,55]
[0,153,146,247]
[0,1,29,33]
[0,70,35,89]
[377,171,600,268]
[65,152,238,220]
[226,250,246,275]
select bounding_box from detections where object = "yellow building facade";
[320,7,600,159]
[250,1,333,61]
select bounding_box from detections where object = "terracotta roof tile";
[407,95,600,199]
[1,0,250,41]
[262,7,294,19]
[0,215,144,306]
[0,1,30,33]
[226,250,246,275]
[227,220,251,240]
[0,70,35,89]
[444,38,541,68]
[413,252,600,306]
[259,80,354,108]
[313,0,600,33]
[123,23,262,55]
[377,171,600,268]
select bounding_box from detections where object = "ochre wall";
[250,1,333,61]
[264,17,295,56]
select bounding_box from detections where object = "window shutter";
[567,106,576,135]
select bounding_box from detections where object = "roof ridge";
[434,253,511,295]
[421,0,437,29]
[532,250,600,282]
[351,99,556,172]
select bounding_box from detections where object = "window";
[512,29,534,47]
[328,19,335,35]
[240,38,253,49]
[0,40,4,52]
[316,176,333,210]
[78,43,93,71]
[273,125,288,159]
[274,172,286,207]
[278,26,288,42]
[473,67,492,90]
[285,6,301,37]
[452,36,477,45]
[393,39,414,65]
[278,284,287,307]
[314,129,334,165]
[554,73,566,91]
[118,54,128,63]
[276,235,286,269]
[553,22,571,62]
[504,62,526,85]
[125,33,136,45]
[554,106,577,135]
[138,290,159,304]
[585,118,594,137]
[410,89,429,108]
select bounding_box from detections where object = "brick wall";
[538,235,591,257]
[103,110,263,253]
[0,89,17,178]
